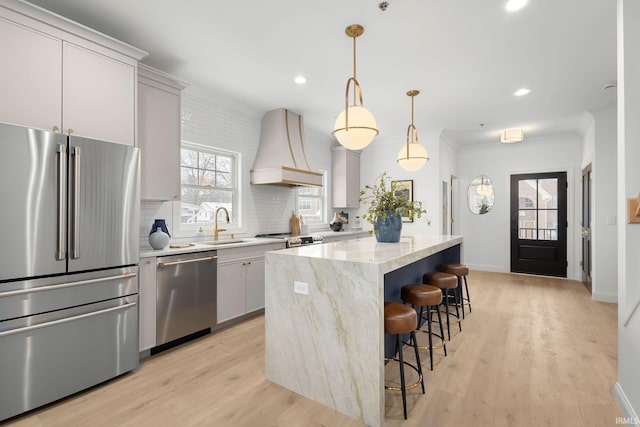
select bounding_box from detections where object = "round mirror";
[468,175,495,215]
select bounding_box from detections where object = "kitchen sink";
[202,239,246,245]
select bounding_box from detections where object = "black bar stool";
[384,301,425,420]
[440,263,472,318]
[423,272,461,341]
[401,283,447,370]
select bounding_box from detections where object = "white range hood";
[250,108,323,187]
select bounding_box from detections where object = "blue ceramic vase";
[374,214,402,243]
[149,219,170,250]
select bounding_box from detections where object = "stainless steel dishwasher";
[156,251,217,347]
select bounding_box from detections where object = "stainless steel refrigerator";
[0,123,140,421]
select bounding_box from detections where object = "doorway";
[581,165,592,293]
[442,180,449,235]
[510,172,568,277]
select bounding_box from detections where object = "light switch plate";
[294,280,309,295]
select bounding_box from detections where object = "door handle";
[0,302,136,338]
[582,230,590,237]
[71,145,81,259]
[56,143,67,260]
[158,256,217,267]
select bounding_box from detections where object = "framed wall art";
[392,179,414,222]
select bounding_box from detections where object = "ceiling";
[28,0,617,148]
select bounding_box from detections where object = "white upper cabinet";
[0,1,146,144]
[0,18,62,132]
[138,65,187,200]
[63,43,135,145]
[332,146,361,208]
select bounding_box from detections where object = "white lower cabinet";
[244,257,265,313]
[217,243,283,325]
[217,260,246,323]
[139,257,157,352]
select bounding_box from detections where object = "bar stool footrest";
[384,357,423,392]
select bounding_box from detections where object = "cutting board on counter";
[290,212,301,235]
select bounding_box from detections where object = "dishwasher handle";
[158,255,217,268]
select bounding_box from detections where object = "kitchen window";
[296,171,326,225]
[179,142,240,226]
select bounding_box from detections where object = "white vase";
[149,228,170,250]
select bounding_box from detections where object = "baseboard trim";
[593,291,618,303]
[615,382,639,421]
[466,264,506,273]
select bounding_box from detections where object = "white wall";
[357,132,440,235]
[591,106,618,302]
[615,0,640,419]
[141,86,333,244]
[440,135,459,235]
[457,135,582,279]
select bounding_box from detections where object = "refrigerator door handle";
[56,143,67,260]
[71,145,81,259]
[0,302,137,338]
[0,272,137,299]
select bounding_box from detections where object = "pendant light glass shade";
[476,176,493,196]
[332,24,378,150]
[397,142,428,171]
[397,90,429,171]
[333,105,378,150]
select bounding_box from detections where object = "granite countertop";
[139,230,370,259]
[314,230,369,238]
[273,233,463,272]
[139,237,284,258]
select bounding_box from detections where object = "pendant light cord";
[352,34,357,106]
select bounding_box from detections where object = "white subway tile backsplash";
[141,89,333,247]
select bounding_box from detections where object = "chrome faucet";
[213,207,230,241]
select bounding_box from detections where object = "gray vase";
[149,228,170,250]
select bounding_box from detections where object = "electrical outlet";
[294,280,309,295]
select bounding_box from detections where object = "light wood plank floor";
[6,271,622,427]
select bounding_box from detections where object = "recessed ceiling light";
[294,75,307,84]
[514,88,531,96]
[506,0,528,12]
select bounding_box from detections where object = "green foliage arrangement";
[359,172,427,232]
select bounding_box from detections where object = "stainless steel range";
[255,233,323,248]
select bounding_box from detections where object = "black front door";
[581,165,592,293]
[510,172,568,277]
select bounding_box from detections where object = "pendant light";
[397,90,429,171]
[332,24,378,150]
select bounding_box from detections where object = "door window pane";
[538,210,558,240]
[519,210,537,239]
[539,178,558,209]
[519,180,537,208]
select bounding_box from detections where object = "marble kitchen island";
[264,233,463,426]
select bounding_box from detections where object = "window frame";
[173,141,242,236]
[295,170,327,229]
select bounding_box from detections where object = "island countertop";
[277,233,462,269]
[264,233,463,426]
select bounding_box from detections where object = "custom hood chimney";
[250,108,323,187]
